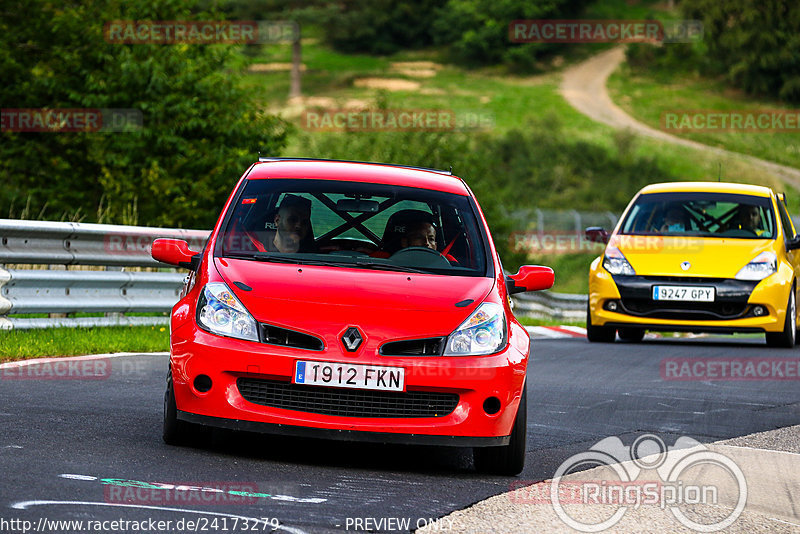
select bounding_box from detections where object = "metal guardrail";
[511,291,587,322]
[0,219,210,330]
[0,219,208,267]
[0,219,587,329]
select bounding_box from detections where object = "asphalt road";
[1,337,799,533]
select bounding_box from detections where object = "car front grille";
[611,275,758,320]
[260,324,323,351]
[379,337,445,356]
[619,299,750,320]
[236,378,459,418]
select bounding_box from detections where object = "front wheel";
[473,385,527,476]
[163,369,194,445]
[766,287,797,348]
[586,303,616,343]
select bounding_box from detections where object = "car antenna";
[718,162,722,182]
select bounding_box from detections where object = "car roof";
[247,159,470,196]
[639,181,774,198]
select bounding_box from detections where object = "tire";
[163,368,192,445]
[618,327,645,342]
[586,303,616,343]
[473,385,527,476]
[766,287,797,348]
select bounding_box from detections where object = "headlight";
[444,302,505,356]
[602,245,636,276]
[197,282,259,342]
[735,251,777,281]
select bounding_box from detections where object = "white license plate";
[294,361,405,392]
[652,285,715,302]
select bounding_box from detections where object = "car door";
[776,195,800,324]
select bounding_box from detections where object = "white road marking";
[769,517,800,526]
[0,352,166,370]
[10,501,308,534]
[59,474,97,480]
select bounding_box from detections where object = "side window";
[776,199,796,241]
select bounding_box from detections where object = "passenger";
[660,206,689,233]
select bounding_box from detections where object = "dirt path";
[560,47,800,190]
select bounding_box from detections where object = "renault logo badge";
[341,326,363,352]
[680,261,691,271]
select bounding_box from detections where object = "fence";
[506,208,618,255]
[0,219,585,330]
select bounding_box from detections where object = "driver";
[266,195,314,253]
[738,205,763,234]
[400,221,437,250]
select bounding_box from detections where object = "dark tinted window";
[218,179,490,276]
[620,192,775,239]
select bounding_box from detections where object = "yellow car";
[585,182,800,347]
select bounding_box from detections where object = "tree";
[683,0,800,103]
[0,0,288,227]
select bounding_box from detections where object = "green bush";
[431,0,591,70]
[0,0,289,228]
[634,0,800,103]
[320,0,445,55]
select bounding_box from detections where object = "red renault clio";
[152,158,553,475]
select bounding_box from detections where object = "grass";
[240,36,792,200]
[608,62,800,174]
[0,325,169,361]
[517,316,585,328]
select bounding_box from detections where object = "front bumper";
[589,266,792,333]
[169,325,527,445]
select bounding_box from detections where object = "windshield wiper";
[352,261,426,273]
[228,253,427,272]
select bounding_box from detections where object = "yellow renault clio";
[586,182,800,347]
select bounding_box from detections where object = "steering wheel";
[390,246,451,268]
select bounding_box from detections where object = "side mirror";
[787,235,800,251]
[152,238,201,270]
[506,265,555,295]
[585,227,609,244]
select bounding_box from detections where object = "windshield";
[619,192,776,239]
[217,178,489,276]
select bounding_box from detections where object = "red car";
[152,158,553,475]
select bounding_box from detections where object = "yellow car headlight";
[602,245,636,276]
[734,251,777,281]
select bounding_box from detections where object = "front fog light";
[444,302,506,356]
[197,282,259,342]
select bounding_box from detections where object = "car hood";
[213,258,494,339]
[614,236,774,278]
